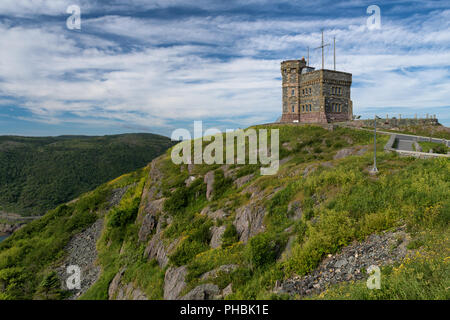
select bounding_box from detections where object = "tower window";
[292,105,295,112]
[309,88,312,94]
[291,89,295,96]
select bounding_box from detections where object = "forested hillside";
[0,134,174,216]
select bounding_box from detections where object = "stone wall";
[352,118,439,129]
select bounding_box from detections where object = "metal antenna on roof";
[314,30,329,70]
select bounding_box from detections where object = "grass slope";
[0,124,448,300]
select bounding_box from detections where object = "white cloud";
[0,3,449,133]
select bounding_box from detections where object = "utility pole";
[314,30,329,70]
[372,115,379,173]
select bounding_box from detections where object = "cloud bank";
[0,0,449,136]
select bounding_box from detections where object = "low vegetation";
[0,124,448,300]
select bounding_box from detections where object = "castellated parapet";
[280,58,353,123]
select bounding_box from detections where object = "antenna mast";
[307,47,310,67]
[314,30,329,70]
[333,36,336,71]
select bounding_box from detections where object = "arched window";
[292,105,295,113]
[309,88,312,94]
[291,89,295,96]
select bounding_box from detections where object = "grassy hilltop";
[0,124,448,300]
[0,133,175,216]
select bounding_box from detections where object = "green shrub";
[212,169,233,200]
[170,238,210,267]
[222,224,239,248]
[246,232,285,269]
[163,187,188,214]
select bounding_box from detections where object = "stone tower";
[281,58,353,123]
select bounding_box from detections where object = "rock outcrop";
[108,269,147,300]
[144,231,178,268]
[233,204,266,243]
[164,266,187,300]
[181,283,220,300]
[200,265,238,281]
[204,171,215,201]
[210,225,226,249]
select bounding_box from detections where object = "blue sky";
[0,0,449,137]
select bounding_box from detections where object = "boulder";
[185,176,197,187]
[144,232,178,268]
[210,225,226,249]
[164,266,187,300]
[233,174,254,188]
[108,269,126,299]
[181,283,220,300]
[303,164,316,178]
[222,283,233,298]
[233,204,266,243]
[204,171,215,201]
[200,264,238,281]
[138,214,157,242]
[333,147,355,160]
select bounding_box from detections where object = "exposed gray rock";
[276,226,411,297]
[138,213,157,242]
[221,165,238,179]
[200,264,238,281]
[142,198,165,219]
[333,147,355,160]
[355,147,368,155]
[144,232,178,268]
[210,225,226,249]
[233,204,266,243]
[279,155,294,166]
[187,164,196,174]
[108,186,130,208]
[56,219,104,300]
[204,171,215,201]
[181,283,220,300]
[222,283,233,298]
[201,207,228,222]
[109,269,148,300]
[108,268,125,299]
[185,176,197,187]
[303,164,317,178]
[287,200,302,221]
[234,174,255,189]
[321,161,334,168]
[164,266,187,300]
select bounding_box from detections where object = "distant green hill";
[0,133,175,216]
